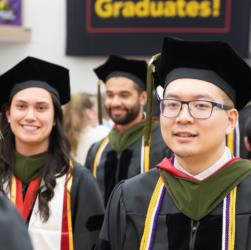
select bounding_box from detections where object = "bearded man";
[85,55,171,205]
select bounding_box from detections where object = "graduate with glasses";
[96,37,251,250]
[160,99,233,120]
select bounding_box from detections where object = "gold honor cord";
[66,169,74,250]
[93,136,150,176]
[227,130,236,156]
[93,136,109,177]
[140,178,237,250]
[226,131,235,155]
[222,187,237,250]
[228,187,237,250]
[143,143,150,172]
[140,177,165,250]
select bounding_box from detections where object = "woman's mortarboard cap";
[0,56,70,106]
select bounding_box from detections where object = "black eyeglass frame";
[159,99,233,119]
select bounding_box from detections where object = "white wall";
[0,0,137,94]
[0,0,250,94]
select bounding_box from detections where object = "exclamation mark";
[213,0,220,17]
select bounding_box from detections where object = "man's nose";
[176,103,194,121]
[110,96,122,106]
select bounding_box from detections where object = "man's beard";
[107,104,141,125]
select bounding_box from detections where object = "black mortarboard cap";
[94,55,147,90]
[153,37,251,110]
[0,56,70,106]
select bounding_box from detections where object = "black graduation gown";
[17,163,104,250]
[97,168,251,250]
[71,164,105,250]
[0,194,33,250]
[85,123,171,204]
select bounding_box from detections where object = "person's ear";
[244,136,251,152]
[6,109,10,123]
[225,108,238,135]
[139,91,147,106]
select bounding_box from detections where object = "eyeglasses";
[160,99,233,119]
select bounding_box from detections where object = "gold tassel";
[97,79,103,125]
[144,53,161,147]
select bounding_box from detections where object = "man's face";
[105,76,146,125]
[160,78,237,162]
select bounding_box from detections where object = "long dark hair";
[0,92,71,222]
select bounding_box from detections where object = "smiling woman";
[6,87,55,155]
[0,57,104,250]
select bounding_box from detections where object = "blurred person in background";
[100,93,114,130]
[63,91,110,165]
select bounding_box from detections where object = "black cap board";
[154,37,251,110]
[94,55,147,90]
[0,56,70,106]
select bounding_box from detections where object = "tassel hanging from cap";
[97,79,103,125]
[144,53,161,147]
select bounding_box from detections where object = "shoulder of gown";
[0,194,33,250]
[71,163,105,250]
